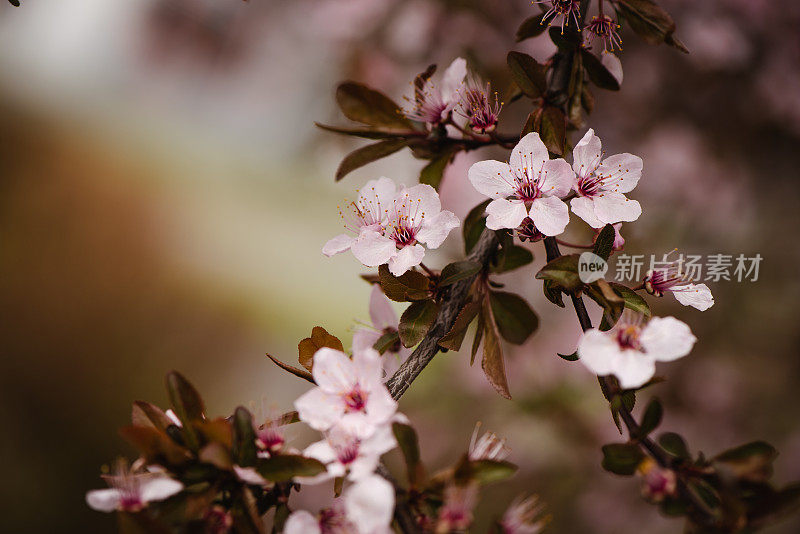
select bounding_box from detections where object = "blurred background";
[1,0,799,532]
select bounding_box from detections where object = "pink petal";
[86,489,121,513]
[351,230,397,267]
[529,196,569,236]
[441,57,468,102]
[597,153,643,194]
[510,132,549,177]
[640,317,697,362]
[295,387,344,431]
[485,198,527,230]
[312,348,357,393]
[592,192,642,224]
[672,283,714,311]
[323,234,355,257]
[387,244,425,276]
[570,196,604,228]
[344,475,395,534]
[468,160,516,199]
[284,511,322,534]
[540,158,576,198]
[577,329,621,376]
[416,210,459,249]
[613,351,657,390]
[573,128,602,176]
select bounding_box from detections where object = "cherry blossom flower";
[402,58,467,126]
[644,256,714,311]
[456,74,503,134]
[233,465,270,487]
[353,183,460,276]
[570,129,643,228]
[323,177,396,260]
[577,311,697,389]
[468,423,510,461]
[295,347,398,438]
[86,459,183,513]
[637,458,677,502]
[301,422,396,483]
[436,483,479,532]
[468,132,575,235]
[353,285,411,378]
[585,14,622,52]
[534,0,581,32]
[284,474,395,534]
[500,495,548,534]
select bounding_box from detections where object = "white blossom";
[577,311,697,389]
[402,58,467,126]
[570,129,643,228]
[468,132,574,236]
[86,460,183,513]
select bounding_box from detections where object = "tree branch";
[543,237,718,526]
[387,228,499,400]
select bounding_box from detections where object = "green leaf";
[658,432,690,459]
[540,106,567,156]
[491,245,533,274]
[535,254,582,292]
[489,291,538,345]
[166,371,205,451]
[298,326,344,371]
[335,139,408,181]
[463,200,491,254]
[543,279,565,307]
[256,454,326,482]
[581,50,621,91]
[373,330,400,354]
[420,148,457,189]
[586,280,624,329]
[440,301,481,352]
[335,82,414,129]
[469,459,518,485]
[378,264,431,302]
[601,443,645,475]
[593,224,616,261]
[481,297,511,399]
[616,0,688,53]
[638,398,663,438]
[558,351,579,361]
[507,51,547,99]
[232,407,258,467]
[609,282,651,317]
[399,300,438,348]
[393,422,425,487]
[713,441,777,483]
[516,13,548,42]
[440,261,482,287]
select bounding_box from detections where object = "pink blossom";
[570,129,643,228]
[86,459,183,513]
[294,347,397,438]
[577,311,697,389]
[468,132,574,236]
[402,58,467,126]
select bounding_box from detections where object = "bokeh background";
[2,0,799,532]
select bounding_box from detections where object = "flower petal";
[353,328,382,354]
[485,198,528,230]
[312,348,357,393]
[359,176,398,211]
[529,196,569,236]
[592,192,642,224]
[368,284,397,330]
[601,52,624,85]
[353,347,384,390]
[573,129,602,176]
[388,244,425,276]
[510,132,549,177]
[540,158,576,198]
[284,511,322,534]
[468,160,516,199]
[672,283,714,311]
[570,196,604,228]
[597,153,643,194]
[416,210,460,249]
[344,474,395,534]
[613,351,657,390]
[140,477,184,503]
[86,489,121,513]
[295,387,344,431]
[351,230,397,267]
[640,316,697,362]
[441,57,468,102]
[399,183,442,220]
[365,386,398,428]
[323,234,355,257]
[577,329,622,376]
